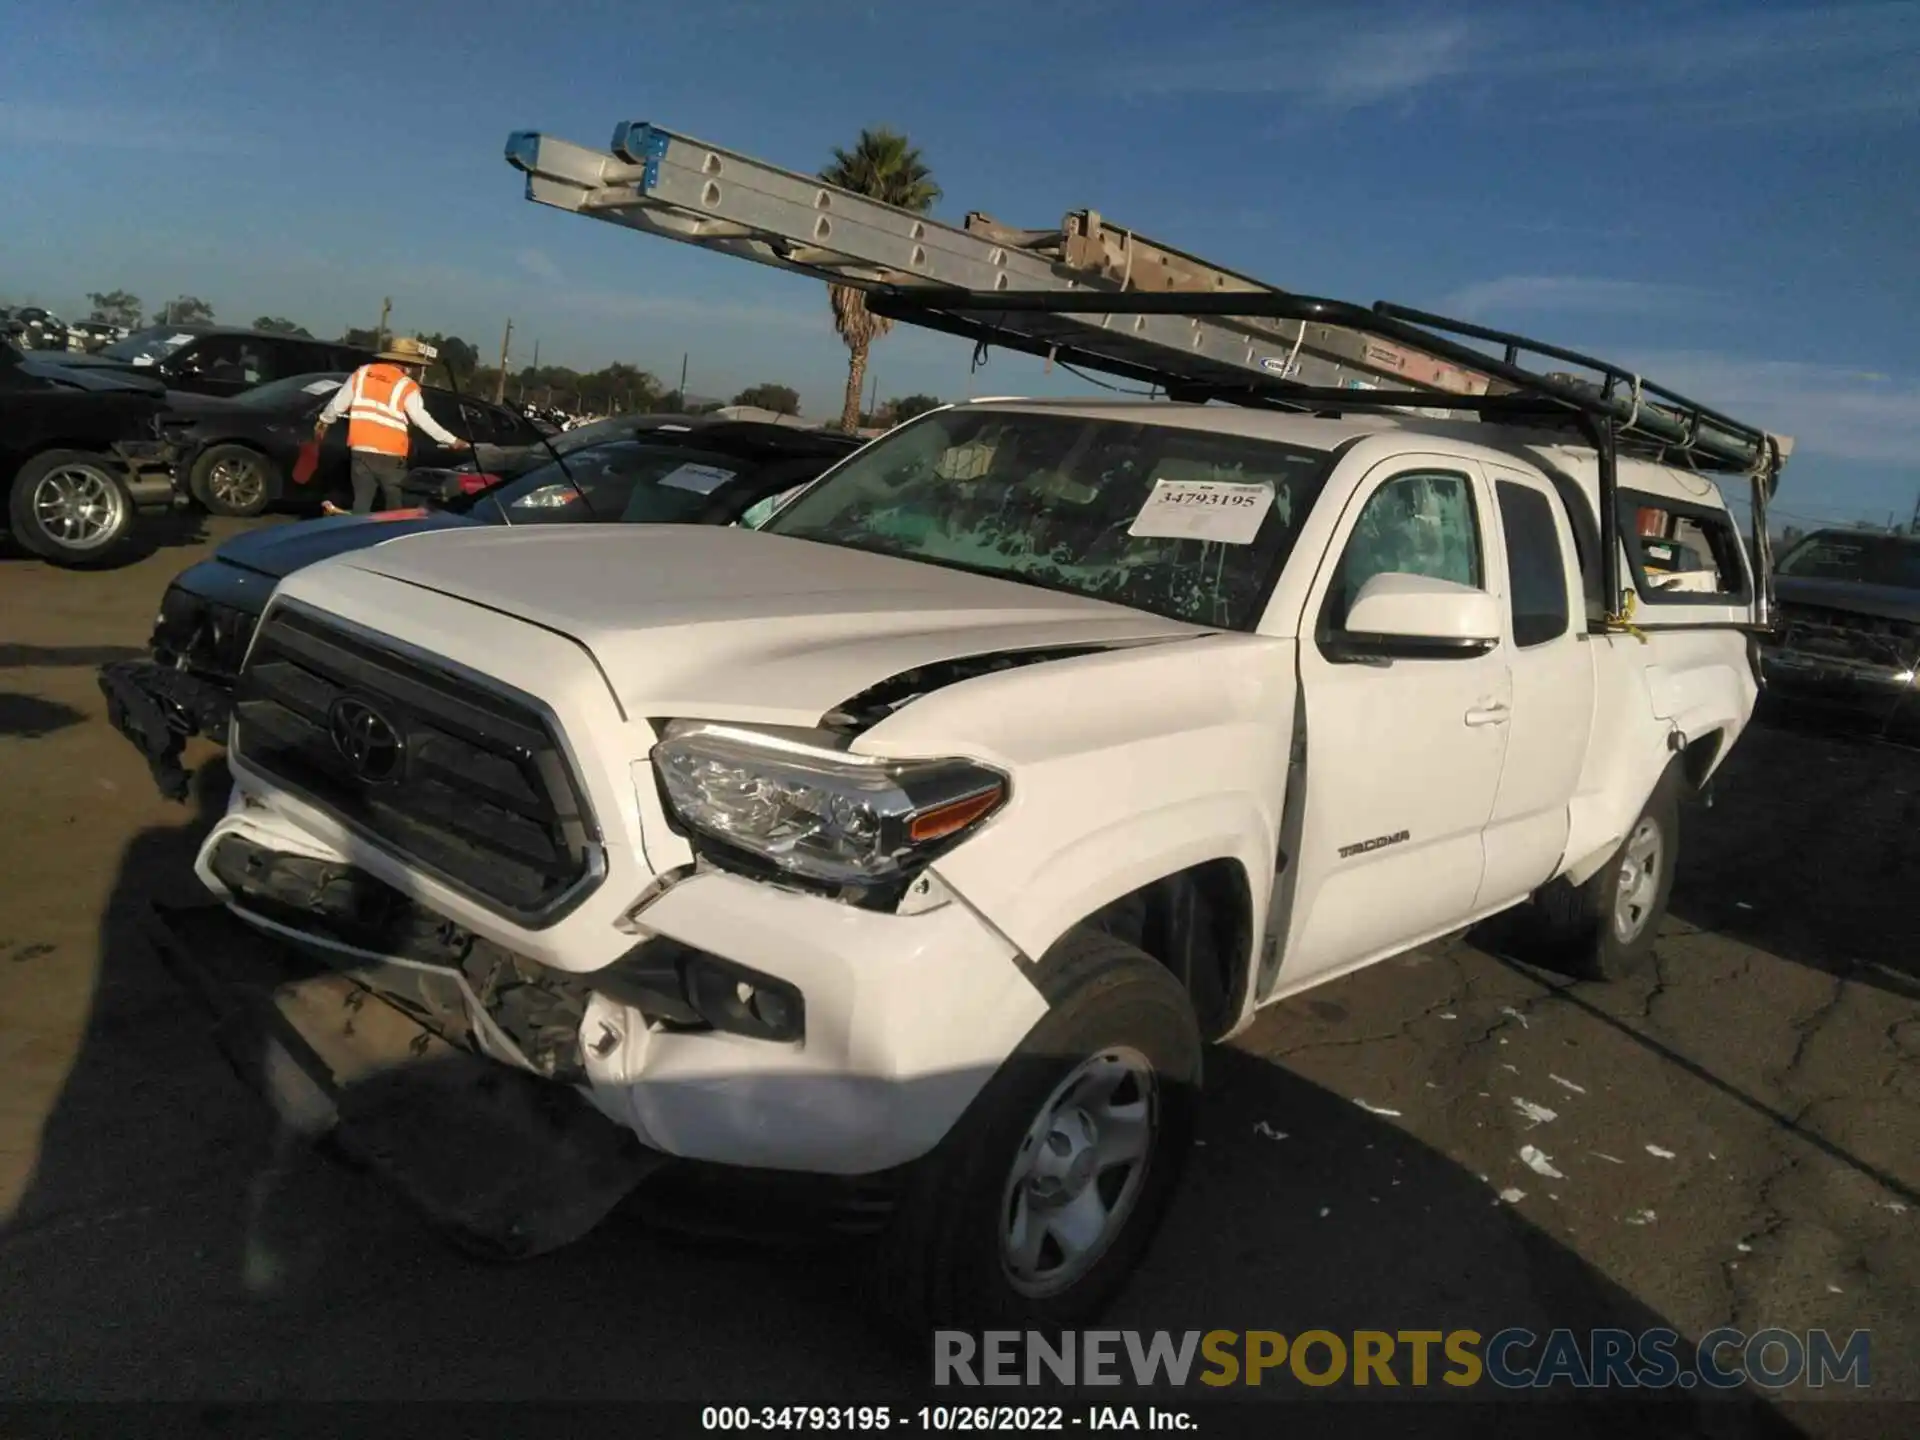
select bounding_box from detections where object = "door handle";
[1465,702,1510,727]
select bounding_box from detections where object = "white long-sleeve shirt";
[318,366,464,450]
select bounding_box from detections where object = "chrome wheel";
[1000,1047,1158,1298]
[32,462,126,552]
[1613,817,1664,944]
[206,453,267,511]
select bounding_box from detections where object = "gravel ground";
[0,520,1913,1436]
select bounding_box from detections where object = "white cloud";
[1441,276,1699,320]
[515,248,564,283]
[0,101,259,155]
[1110,2,1920,125]
[1621,351,1920,466]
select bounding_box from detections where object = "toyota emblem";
[328,697,406,783]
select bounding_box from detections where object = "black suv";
[44,325,374,398]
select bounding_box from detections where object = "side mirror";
[1337,571,1502,657]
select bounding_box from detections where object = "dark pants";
[349,450,409,513]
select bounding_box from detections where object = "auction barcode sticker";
[1127,479,1275,544]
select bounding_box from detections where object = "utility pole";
[375,297,391,347]
[530,338,539,372]
[494,318,513,403]
[678,352,689,405]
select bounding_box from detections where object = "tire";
[1528,760,1682,982]
[8,449,137,566]
[190,443,278,517]
[875,926,1202,1334]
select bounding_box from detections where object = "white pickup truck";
[178,395,1773,1329]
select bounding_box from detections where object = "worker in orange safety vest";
[313,335,469,514]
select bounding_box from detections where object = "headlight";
[650,720,1006,886]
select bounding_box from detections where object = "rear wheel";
[1527,761,1682,981]
[8,450,136,566]
[875,927,1201,1333]
[191,444,278,517]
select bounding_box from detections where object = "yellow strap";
[1605,588,1649,644]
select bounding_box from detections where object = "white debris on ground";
[1501,1063,1521,1075]
[1626,1209,1657,1226]
[1511,1098,1558,1126]
[1319,1207,1331,1218]
[1352,1099,1402,1118]
[1519,1145,1566,1180]
[1828,1284,1844,1294]
[1253,1121,1288,1140]
[1879,1200,1908,1214]
[1500,1006,1530,1028]
[1593,1152,1626,1165]
[1498,1187,1527,1204]
[1439,1012,1458,1020]
[1645,1144,1677,1159]
[1737,1242,1753,1253]
[1549,1074,1587,1095]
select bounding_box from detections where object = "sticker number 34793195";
[1127,479,1276,544]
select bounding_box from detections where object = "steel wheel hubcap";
[208,456,264,507]
[1613,816,1664,943]
[32,465,124,549]
[1000,1047,1157,1298]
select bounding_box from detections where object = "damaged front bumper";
[194,777,1047,1180]
[144,899,666,1258]
[98,658,234,801]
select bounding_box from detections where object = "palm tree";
[819,128,941,433]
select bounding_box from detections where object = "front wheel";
[8,450,137,566]
[191,444,278,517]
[875,927,1202,1333]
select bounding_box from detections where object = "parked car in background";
[5,307,70,352]
[98,419,862,797]
[43,325,374,399]
[398,411,842,503]
[156,372,546,516]
[67,320,130,352]
[1759,528,1920,743]
[2,341,178,565]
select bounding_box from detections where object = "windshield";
[471,441,751,525]
[1777,531,1920,590]
[100,327,199,364]
[230,373,344,409]
[760,408,1335,629]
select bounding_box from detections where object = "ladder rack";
[503,118,1790,625]
[504,124,1498,414]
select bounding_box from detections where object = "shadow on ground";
[0,761,1817,1436]
[0,693,86,738]
[1671,718,1920,1004]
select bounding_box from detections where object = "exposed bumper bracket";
[143,900,667,1259]
[97,658,233,801]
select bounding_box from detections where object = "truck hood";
[324,524,1207,725]
[1776,576,1920,626]
[216,510,480,581]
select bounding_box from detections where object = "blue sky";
[1,0,1914,526]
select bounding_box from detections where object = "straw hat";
[377,335,439,366]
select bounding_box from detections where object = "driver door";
[1269,457,1512,994]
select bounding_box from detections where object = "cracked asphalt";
[1,520,1914,1434]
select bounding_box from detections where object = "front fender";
[934,789,1276,967]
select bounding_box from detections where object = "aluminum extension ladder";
[505,122,1499,410]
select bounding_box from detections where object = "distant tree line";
[75,283,943,424]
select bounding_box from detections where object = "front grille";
[154,585,258,679]
[1775,602,1920,672]
[232,605,602,922]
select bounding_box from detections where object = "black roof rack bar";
[869,286,1779,478]
[1371,301,1765,453]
